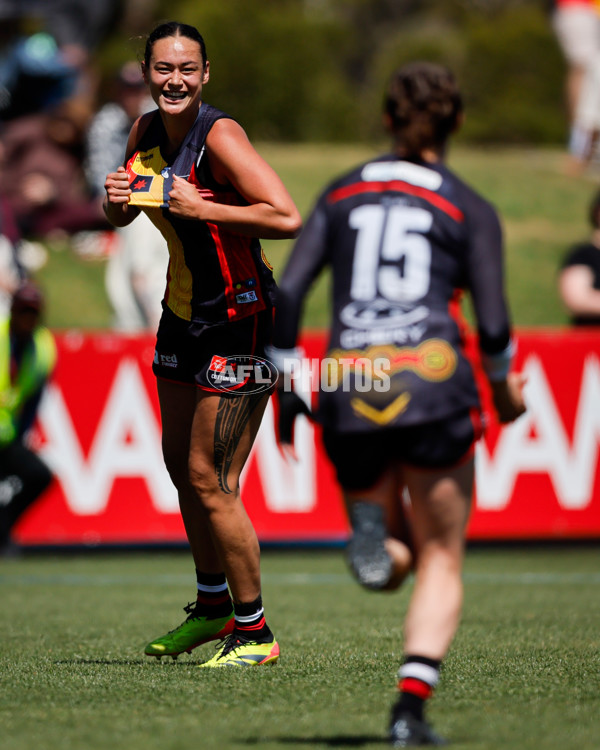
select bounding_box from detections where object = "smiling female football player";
[103,21,301,668]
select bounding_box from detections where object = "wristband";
[481,339,515,382]
[264,345,304,377]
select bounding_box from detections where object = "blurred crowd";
[552,0,600,174]
[0,0,166,331]
[551,1,600,323]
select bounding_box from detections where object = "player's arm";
[465,197,526,424]
[267,198,331,448]
[102,115,149,227]
[269,196,330,356]
[168,118,302,239]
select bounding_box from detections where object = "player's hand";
[275,390,312,459]
[168,175,206,218]
[104,166,131,204]
[490,372,527,424]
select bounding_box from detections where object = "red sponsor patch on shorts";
[209,355,229,373]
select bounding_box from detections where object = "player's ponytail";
[384,62,463,158]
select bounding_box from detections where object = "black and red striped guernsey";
[273,154,512,432]
[125,104,276,324]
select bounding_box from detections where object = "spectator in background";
[551,0,600,171]
[0,282,56,557]
[0,97,109,240]
[558,188,600,324]
[0,216,24,316]
[0,135,45,317]
[0,6,79,122]
[39,0,122,70]
[0,0,124,116]
[0,1,126,249]
[0,147,26,314]
[85,62,168,332]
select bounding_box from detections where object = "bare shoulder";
[206,117,262,181]
[207,116,252,151]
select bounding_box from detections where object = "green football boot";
[144,602,234,660]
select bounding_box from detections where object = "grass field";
[2,546,599,750]
[36,144,598,331]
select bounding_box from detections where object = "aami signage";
[13,328,600,545]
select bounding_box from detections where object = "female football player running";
[268,62,526,745]
[104,21,301,668]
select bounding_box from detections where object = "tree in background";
[93,0,565,144]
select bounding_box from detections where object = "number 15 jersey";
[274,155,512,432]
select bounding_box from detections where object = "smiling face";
[142,35,209,122]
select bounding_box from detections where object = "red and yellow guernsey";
[125,104,276,324]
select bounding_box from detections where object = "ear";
[141,61,149,85]
[202,61,210,85]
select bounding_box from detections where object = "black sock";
[395,655,441,721]
[233,595,273,643]
[194,570,233,619]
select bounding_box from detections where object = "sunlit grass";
[1,547,599,750]
[36,144,594,330]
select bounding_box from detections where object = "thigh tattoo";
[213,393,264,493]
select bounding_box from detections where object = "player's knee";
[188,461,239,509]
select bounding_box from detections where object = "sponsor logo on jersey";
[209,355,229,373]
[234,278,257,292]
[158,353,178,368]
[129,172,154,193]
[235,290,258,304]
[340,300,430,329]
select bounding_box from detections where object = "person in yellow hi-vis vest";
[0,282,56,557]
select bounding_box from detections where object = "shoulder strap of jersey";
[187,103,233,169]
[124,110,160,163]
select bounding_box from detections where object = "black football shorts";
[322,409,482,491]
[152,305,275,394]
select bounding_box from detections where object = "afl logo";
[207,355,279,394]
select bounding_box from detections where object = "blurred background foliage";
[30,0,581,330]
[99,0,566,145]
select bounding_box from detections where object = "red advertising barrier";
[13,327,600,546]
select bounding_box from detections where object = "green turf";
[1,547,599,749]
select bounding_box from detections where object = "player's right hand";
[490,372,527,424]
[275,390,312,458]
[104,166,131,204]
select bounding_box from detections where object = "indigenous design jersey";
[125,104,276,324]
[275,156,512,432]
